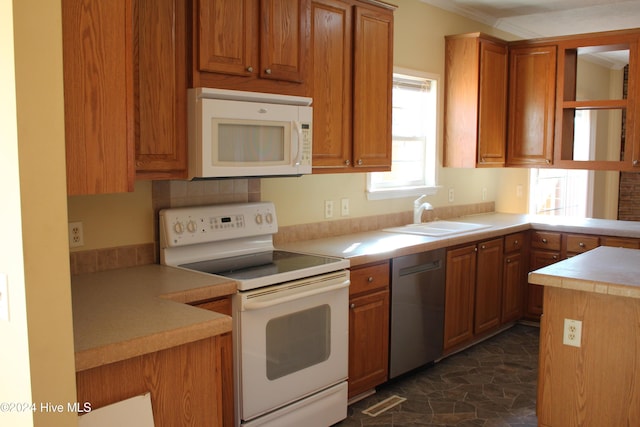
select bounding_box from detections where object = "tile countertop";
[529,246,640,299]
[71,264,236,372]
[279,212,640,268]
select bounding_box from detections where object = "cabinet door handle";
[552,255,558,260]
[344,159,351,166]
[481,245,486,250]
[634,159,639,166]
[357,159,363,165]
[367,276,374,282]
[265,68,272,75]
[246,66,254,73]
[579,242,585,248]
[350,303,355,309]
[514,240,519,245]
[506,258,512,263]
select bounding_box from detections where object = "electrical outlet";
[324,201,334,219]
[341,198,350,216]
[69,222,84,248]
[448,188,455,203]
[0,273,8,322]
[482,187,487,201]
[563,318,582,347]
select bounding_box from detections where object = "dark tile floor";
[336,324,539,427]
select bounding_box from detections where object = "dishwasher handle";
[398,260,442,277]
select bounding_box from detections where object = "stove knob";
[186,220,197,233]
[255,214,263,225]
[265,213,273,224]
[173,222,184,234]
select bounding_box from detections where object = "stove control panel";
[159,202,278,248]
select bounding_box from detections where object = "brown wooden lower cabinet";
[502,232,526,323]
[443,244,477,351]
[76,336,227,427]
[474,238,504,335]
[348,261,390,398]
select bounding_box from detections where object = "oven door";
[233,270,349,423]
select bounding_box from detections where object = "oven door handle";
[242,279,349,311]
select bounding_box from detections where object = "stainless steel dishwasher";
[389,248,446,379]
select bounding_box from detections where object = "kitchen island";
[529,246,640,427]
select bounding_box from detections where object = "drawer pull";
[552,255,558,260]
[350,303,355,309]
[541,238,548,244]
[514,240,519,245]
[506,258,512,263]
[579,242,585,248]
[481,245,486,250]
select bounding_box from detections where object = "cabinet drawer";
[350,261,390,296]
[504,232,525,253]
[565,234,599,254]
[531,231,561,250]
[601,236,640,249]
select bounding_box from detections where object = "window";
[366,69,438,200]
[529,110,594,217]
[529,168,591,217]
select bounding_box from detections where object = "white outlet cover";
[563,318,582,347]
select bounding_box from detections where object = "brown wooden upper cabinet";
[192,0,311,96]
[63,0,189,195]
[63,0,136,195]
[445,28,640,172]
[311,0,395,172]
[553,30,640,171]
[506,44,557,167]
[444,33,508,168]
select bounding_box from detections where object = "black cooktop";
[180,250,342,281]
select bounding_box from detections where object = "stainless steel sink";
[383,220,491,237]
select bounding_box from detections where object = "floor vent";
[361,395,407,417]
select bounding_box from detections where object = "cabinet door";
[477,39,507,166]
[474,238,504,335]
[310,0,352,170]
[444,244,476,351]
[348,289,389,398]
[507,45,557,166]
[135,0,188,179]
[197,0,257,76]
[502,252,524,323]
[527,249,561,319]
[260,0,309,82]
[62,0,135,195]
[352,5,393,170]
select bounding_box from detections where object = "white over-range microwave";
[188,88,313,179]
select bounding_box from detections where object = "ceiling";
[420,0,640,38]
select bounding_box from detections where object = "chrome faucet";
[413,195,434,224]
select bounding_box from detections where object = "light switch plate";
[0,273,8,322]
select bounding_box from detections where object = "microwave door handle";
[293,121,303,166]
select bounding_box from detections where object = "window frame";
[366,67,440,200]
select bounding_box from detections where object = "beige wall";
[0,1,33,425]
[3,0,78,426]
